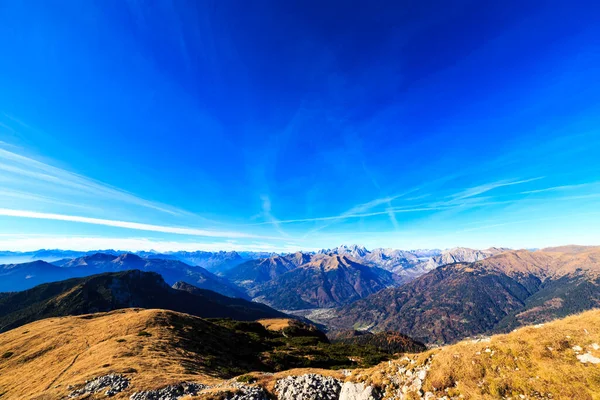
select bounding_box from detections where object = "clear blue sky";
[0,0,599,252]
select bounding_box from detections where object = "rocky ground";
[66,374,130,398]
[62,368,454,400]
[275,374,342,400]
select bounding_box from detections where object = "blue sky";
[0,0,599,252]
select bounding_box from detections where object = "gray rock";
[67,374,129,398]
[227,384,270,400]
[339,381,381,400]
[275,374,341,400]
[129,382,208,400]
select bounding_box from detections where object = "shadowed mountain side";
[250,255,403,310]
[0,270,286,333]
[1,253,248,299]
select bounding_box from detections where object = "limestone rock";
[339,381,381,400]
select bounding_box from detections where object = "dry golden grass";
[3,306,600,400]
[256,318,294,331]
[0,309,221,399]
[352,309,600,399]
[427,309,600,399]
[0,309,345,400]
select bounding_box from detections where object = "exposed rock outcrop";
[129,381,270,400]
[339,381,381,400]
[129,382,208,400]
[275,374,342,399]
[67,374,129,398]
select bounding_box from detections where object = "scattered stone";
[129,382,208,400]
[228,385,270,400]
[577,353,600,364]
[591,343,600,350]
[67,374,129,398]
[572,345,583,352]
[275,374,341,400]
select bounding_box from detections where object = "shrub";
[236,375,256,384]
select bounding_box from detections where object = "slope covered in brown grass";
[352,309,600,399]
[0,308,405,399]
[0,309,232,399]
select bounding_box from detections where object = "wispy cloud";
[0,189,102,212]
[0,147,195,217]
[260,195,288,237]
[0,208,273,239]
[520,182,600,194]
[448,177,544,201]
[247,188,423,227]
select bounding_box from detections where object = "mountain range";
[1,246,507,311]
[0,270,286,333]
[244,254,403,310]
[1,253,247,298]
[323,245,600,344]
[0,244,600,399]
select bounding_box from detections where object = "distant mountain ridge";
[224,253,403,310]
[1,245,510,311]
[318,245,507,278]
[252,254,403,310]
[1,253,247,298]
[0,270,286,333]
[0,249,267,274]
[324,246,600,344]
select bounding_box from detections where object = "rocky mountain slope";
[1,253,247,298]
[0,270,286,332]
[325,246,600,344]
[247,254,403,310]
[320,245,506,278]
[0,308,423,399]
[421,246,508,271]
[224,252,313,289]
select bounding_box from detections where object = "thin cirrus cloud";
[0,208,274,240]
[446,177,545,202]
[520,182,600,195]
[0,146,192,217]
[0,145,271,241]
[245,179,544,228]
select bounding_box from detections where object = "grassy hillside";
[351,309,600,399]
[0,309,418,399]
